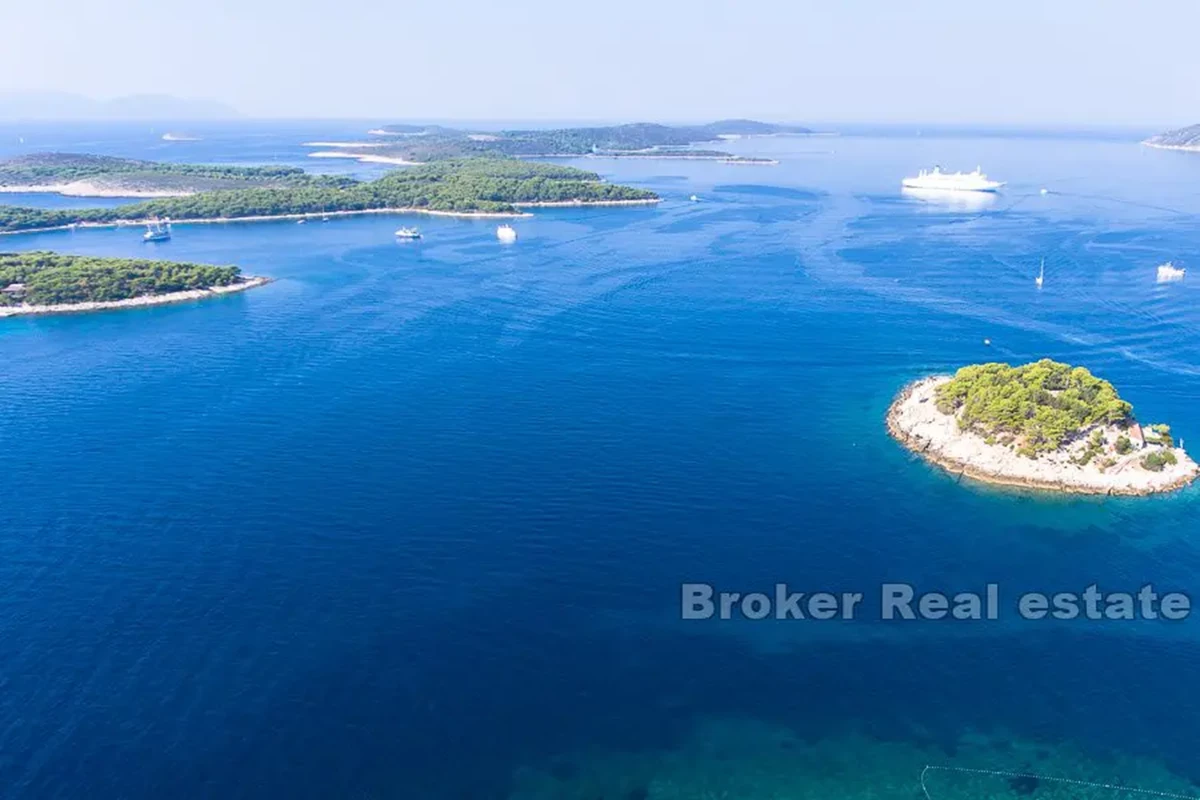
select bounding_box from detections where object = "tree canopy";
[0,153,353,193]
[935,359,1134,454]
[360,121,807,162]
[0,251,241,305]
[0,158,658,232]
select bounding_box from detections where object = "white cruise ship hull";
[901,177,1004,193]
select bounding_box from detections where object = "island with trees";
[0,153,353,198]
[888,359,1199,495]
[0,251,268,317]
[321,119,815,164]
[0,158,659,233]
[1143,124,1200,152]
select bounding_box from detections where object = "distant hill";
[1143,124,1200,152]
[0,92,239,121]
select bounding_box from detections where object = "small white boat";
[395,227,422,240]
[142,219,171,242]
[1036,258,1045,289]
[1040,188,1049,195]
[689,194,700,202]
[296,218,307,225]
[496,224,518,243]
[1157,262,1186,283]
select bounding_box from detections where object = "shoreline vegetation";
[1142,123,1200,152]
[0,158,659,233]
[887,361,1199,496]
[310,150,780,166]
[0,198,665,236]
[0,153,352,198]
[340,119,809,164]
[0,252,269,317]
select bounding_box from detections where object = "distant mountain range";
[1143,123,1200,151]
[0,92,240,121]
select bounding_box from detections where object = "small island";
[1142,123,1200,153]
[0,153,350,198]
[331,119,811,164]
[0,251,268,317]
[0,158,659,233]
[888,359,1199,495]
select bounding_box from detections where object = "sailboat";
[1035,258,1044,289]
[142,218,171,242]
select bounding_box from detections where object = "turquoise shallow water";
[1,124,1200,798]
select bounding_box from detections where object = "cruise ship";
[902,166,1004,192]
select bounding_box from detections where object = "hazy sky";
[4,0,1198,125]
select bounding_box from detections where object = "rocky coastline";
[887,376,1200,496]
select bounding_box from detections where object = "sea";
[1,120,1200,799]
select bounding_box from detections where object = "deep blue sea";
[2,121,1200,799]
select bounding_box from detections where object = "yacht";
[496,224,518,243]
[1157,262,1186,282]
[395,227,422,240]
[142,219,171,242]
[902,166,1004,192]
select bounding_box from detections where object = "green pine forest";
[0,158,658,232]
[934,360,1135,456]
[0,252,242,305]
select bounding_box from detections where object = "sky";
[3,0,1199,126]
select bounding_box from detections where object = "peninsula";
[321,119,812,164]
[0,251,267,317]
[1142,124,1200,152]
[0,153,351,198]
[0,158,659,233]
[888,360,1199,495]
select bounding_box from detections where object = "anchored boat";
[142,219,171,242]
[902,166,1004,192]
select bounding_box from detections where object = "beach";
[307,151,422,166]
[1143,142,1200,153]
[0,276,271,318]
[0,182,192,198]
[887,376,1200,496]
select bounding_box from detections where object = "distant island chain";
[312,119,815,165]
[0,156,659,233]
[889,360,1199,495]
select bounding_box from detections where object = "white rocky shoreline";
[0,198,662,237]
[888,376,1200,496]
[1142,142,1200,153]
[0,182,192,198]
[0,276,271,318]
